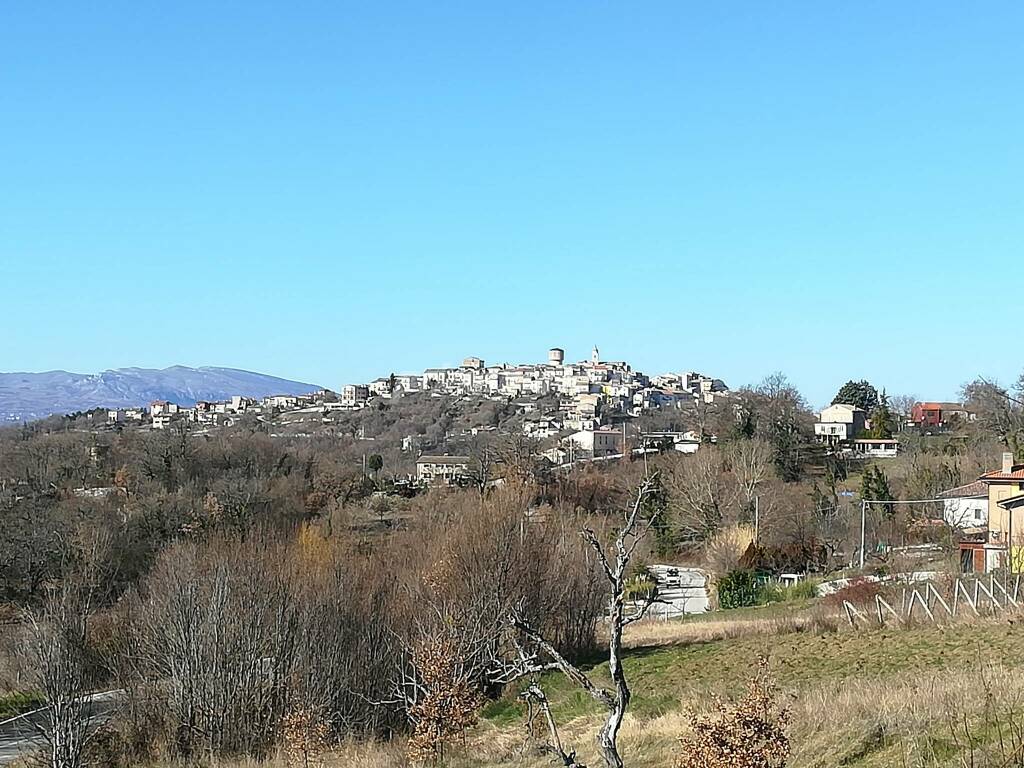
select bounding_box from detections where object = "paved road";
[0,692,120,765]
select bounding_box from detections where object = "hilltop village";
[97,347,727,475]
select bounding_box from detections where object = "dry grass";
[20,605,1021,768]
[621,611,836,649]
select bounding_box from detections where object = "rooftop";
[980,465,1024,482]
[936,480,988,499]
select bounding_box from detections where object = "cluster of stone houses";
[111,391,328,430]
[345,346,725,414]
[351,346,726,465]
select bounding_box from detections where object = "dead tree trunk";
[501,475,661,768]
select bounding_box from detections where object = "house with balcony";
[814,404,867,446]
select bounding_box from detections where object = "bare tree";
[963,377,1024,457]
[494,476,662,768]
[661,450,740,546]
[21,583,94,768]
[889,393,918,427]
[726,439,774,517]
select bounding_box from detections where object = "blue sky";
[2,2,1022,406]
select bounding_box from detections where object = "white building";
[851,438,899,458]
[567,427,626,457]
[368,378,393,397]
[152,413,174,430]
[815,404,868,445]
[394,375,422,391]
[938,481,988,529]
[229,395,254,413]
[416,455,471,485]
[264,395,299,409]
[341,385,370,407]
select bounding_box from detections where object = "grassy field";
[463,605,1024,768]
[187,602,1024,768]
[22,602,1024,768]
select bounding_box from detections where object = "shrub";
[785,579,818,600]
[717,570,762,609]
[823,577,882,609]
[676,656,789,768]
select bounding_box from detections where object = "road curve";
[0,691,121,765]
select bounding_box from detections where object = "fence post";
[993,578,1019,608]
[908,590,935,623]
[955,578,979,616]
[976,578,1000,612]
[876,594,900,625]
[927,583,952,617]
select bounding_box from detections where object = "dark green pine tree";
[868,390,896,439]
[860,465,895,518]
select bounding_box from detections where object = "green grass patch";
[484,618,1024,729]
[0,691,44,720]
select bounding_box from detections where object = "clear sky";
[2,2,1022,406]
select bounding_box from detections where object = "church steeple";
[591,345,600,364]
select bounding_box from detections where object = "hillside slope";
[0,365,322,422]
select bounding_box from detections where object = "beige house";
[960,453,1024,573]
[982,453,1024,549]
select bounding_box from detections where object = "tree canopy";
[831,380,879,411]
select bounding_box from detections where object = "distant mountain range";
[0,366,322,423]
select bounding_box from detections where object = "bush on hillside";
[760,579,818,604]
[676,656,789,768]
[717,570,762,609]
[822,577,883,609]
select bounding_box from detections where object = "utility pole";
[754,496,759,544]
[859,500,867,569]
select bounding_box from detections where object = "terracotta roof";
[980,466,1024,481]
[937,481,988,499]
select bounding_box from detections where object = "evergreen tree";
[642,474,674,555]
[868,391,896,439]
[832,380,880,411]
[860,465,894,518]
